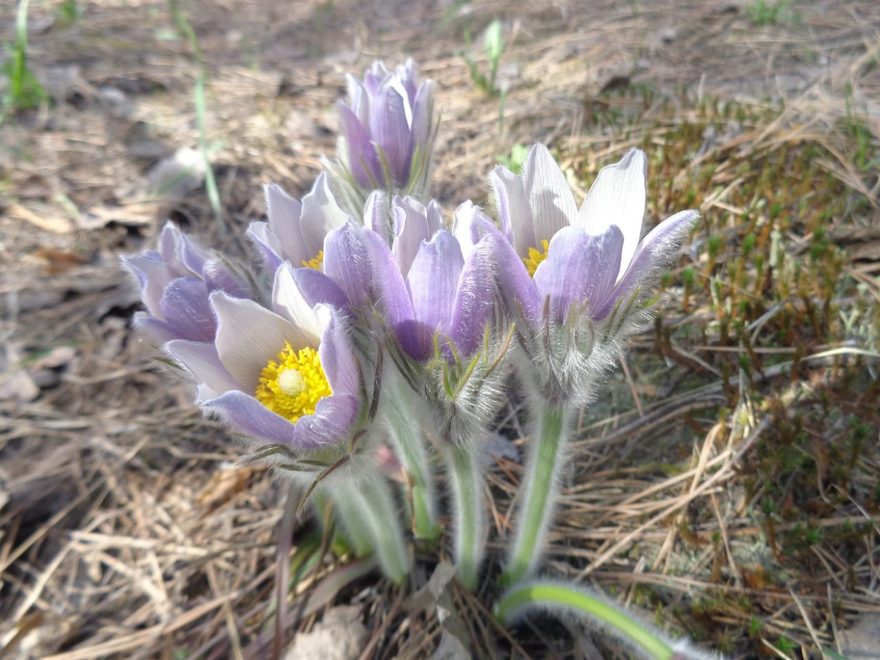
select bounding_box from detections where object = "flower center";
[522,239,550,277]
[255,343,332,422]
[301,249,324,271]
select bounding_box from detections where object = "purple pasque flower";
[122,222,250,344]
[323,205,496,363]
[247,173,350,273]
[490,144,698,324]
[164,262,361,451]
[336,59,435,198]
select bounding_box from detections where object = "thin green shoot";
[3,0,48,116]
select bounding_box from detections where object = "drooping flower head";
[164,262,361,457]
[122,222,251,344]
[247,173,350,273]
[330,59,436,212]
[480,144,698,399]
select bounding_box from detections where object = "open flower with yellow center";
[247,173,350,273]
[163,262,360,450]
[487,143,699,325]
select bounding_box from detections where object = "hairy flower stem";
[503,400,570,585]
[382,366,440,541]
[316,487,372,557]
[443,442,485,590]
[495,581,676,660]
[349,475,411,584]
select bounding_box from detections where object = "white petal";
[523,144,577,244]
[577,149,647,279]
[211,292,308,391]
[165,339,239,395]
[271,263,322,343]
[490,166,534,257]
[265,183,308,265]
[300,173,351,259]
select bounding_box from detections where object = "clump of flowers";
[125,58,707,658]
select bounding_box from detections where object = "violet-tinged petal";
[478,224,541,323]
[490,166,532,256]
[411,79,435,149]
[246,221,284,272]
[316,305,359,395]
[447,237,497,357]
[291,393,359,449]
[324,221,414,329]
[211,291,310,391]
[396,58,419,105]
[365,190,392,244]
[203,390,297,445]
[122,253,173,317]
[338,101,382,189]
[272,263,322,343]
[159,278,216,342]
[596,210,699,320]
[406,230,464,357]
[265,183,308,265]
[392,196,433,277]
[425,200,443,235]
[158,221,207,276]
[523,144,576,246]
[292,267,349,310]
[345,74,369,125]
[577,149,647,279]
[132,312,176,345]
[299,173,351,260]
[369,84,413,186]
[533,226,624,322]
[202,258,250,298]
[451,200,495,261]
[166,339,239,395]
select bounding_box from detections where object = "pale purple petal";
[577,149,647,279]
[447,237,497,356]
[159,278,216,342]
[477,224,541,323]
[265,183,308,265]
[406,230,464,357]
[533,226,624,322]
[596,210,699,319]
[166,339,239,395]
[299,173,351,260]
[369,85,412,186]
[132,312,176,344]
[392,196,433,277]
[316,305,359,395]
[324,221,414,328]
[451,201,495,261]
[122,253,173,317]
[291,394,359,449]
[246,221,284,271]
[292,267,349,310]
[523,144,576,245]
[338,101,382,189]
[365,190,393,244]
[203,390,297,444]
[490,166,533,256]
[411,80,435,149]
[211,292,311,391]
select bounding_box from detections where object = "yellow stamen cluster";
[522,239,550,277]
[301,249,324,271]
[255,343,331,422]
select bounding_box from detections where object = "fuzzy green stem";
[382,368,440,541]
[350,476,411,584]
[444,443,485,589]
[503,401,568,585]
[495,581,674,660]
[315,486,372,558]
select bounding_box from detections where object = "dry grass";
[1,0,879,658]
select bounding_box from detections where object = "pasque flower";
[490,143,699,329]
[333,59,436,204]
[163,262,360,451]
[122,222,250,344]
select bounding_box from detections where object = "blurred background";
[1,1,879,657]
